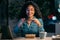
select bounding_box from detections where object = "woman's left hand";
[32,18,42,27]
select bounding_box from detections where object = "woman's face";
[26,5,35,18]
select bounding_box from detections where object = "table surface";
[13,37,52,40]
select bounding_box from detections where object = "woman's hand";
[32,18,42,27]
[18,18,25,27]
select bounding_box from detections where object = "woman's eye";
[31,9,34,11]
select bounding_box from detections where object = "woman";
[13,1,45,37]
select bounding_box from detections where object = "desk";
[14,37,52,40]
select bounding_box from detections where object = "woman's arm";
[38,18,45,32]
[32,18,45,32]
[13,18,25,33]
[13,20,22,33]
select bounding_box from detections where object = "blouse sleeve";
[13,19,22,34]
[38,18,45,32]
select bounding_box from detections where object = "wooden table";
[14,37,52,40]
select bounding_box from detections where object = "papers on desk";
[52,35,60,40]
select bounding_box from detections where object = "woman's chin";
[28,16,32,18]
[28,16,33,18]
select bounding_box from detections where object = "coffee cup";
[39,32,47,39]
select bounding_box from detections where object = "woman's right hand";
[18,18,25,27]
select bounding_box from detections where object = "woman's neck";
[27,16,34,21]
[26,16,34,27]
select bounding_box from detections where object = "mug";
[39,32,47,39]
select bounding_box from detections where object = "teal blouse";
[13,17,45,37]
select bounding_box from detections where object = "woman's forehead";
[27,5,34,8]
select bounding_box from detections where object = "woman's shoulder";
[34,17,43,21]
[18,18,25,23]
[36,18,43,21]
[38,18,42,20]
[19,18,25,21]
[38,18,43,21]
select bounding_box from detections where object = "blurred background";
[0,0,60,38]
